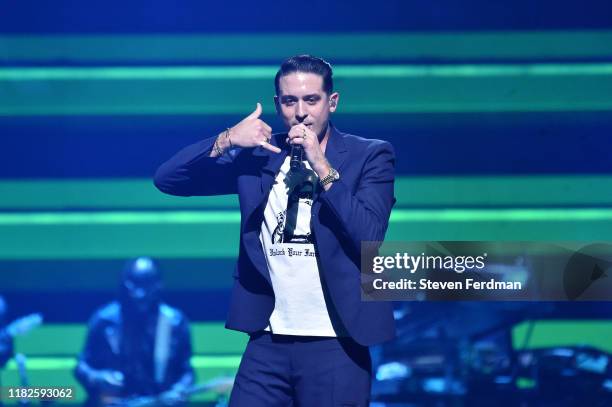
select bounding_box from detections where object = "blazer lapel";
[313,125,347,204]
[324,125,348,175]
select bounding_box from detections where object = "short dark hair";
[275,54,334,96]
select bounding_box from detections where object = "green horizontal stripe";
[513,320,612,354]
[391,208,612,222]
[16,323,247,355]
[0,221,239,259]
[0,66,274,80]
[192,356,242,368]
[0,211,240,225]
[1,210,612,259]
[2,208,612,225]
[5,358,76,370]
[0,178,237,209]
[2,64,612,115]
[3,63,612,81]
[2,176,612,209]
[4,356,241,371]
[340,64,612,77]
[2,31,612,62]
[0,258,237,292]
[0,178,238,209]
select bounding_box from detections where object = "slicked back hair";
[275,54,333,96]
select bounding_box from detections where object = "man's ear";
[273,95,281,115]
[329,92,339,112]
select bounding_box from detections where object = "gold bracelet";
[225,128,233,148]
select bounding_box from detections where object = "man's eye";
[284,100,295,106]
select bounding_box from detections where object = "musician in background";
[75,257,194,406]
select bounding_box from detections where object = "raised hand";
[224,103,280,153]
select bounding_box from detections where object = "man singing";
[155,55,396,406]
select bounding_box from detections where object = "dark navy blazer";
[154,126,396,346]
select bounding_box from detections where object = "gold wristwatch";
[319,167,340,187]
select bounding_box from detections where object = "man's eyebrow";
[279,94,322,101]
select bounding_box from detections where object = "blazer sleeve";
[318,140,396,251]
[154,136,242,197]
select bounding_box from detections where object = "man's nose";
[295,101,307,122]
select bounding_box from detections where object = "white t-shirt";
[259,156,338,337]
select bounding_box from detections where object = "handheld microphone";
[290,144,303,170]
